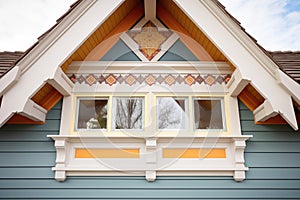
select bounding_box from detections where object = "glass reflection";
[194,99,223,129]
[157,97,187,129]
[114,97,144,129]
[77,99,108,129]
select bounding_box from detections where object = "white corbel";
[48,67,74,96]
[145,138,157,182]
[20,99,47,122]
[253,100,278,122]
[254,98,298,130]
[226,69,251,97]
[53,138,68,182]
[234,140,247,182]
[0,94,47,126]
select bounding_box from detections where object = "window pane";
[114,97,144,129]
[157,97,187,129]
[77,99,108,129]
[194,99,224,129]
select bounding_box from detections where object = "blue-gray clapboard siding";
[0,101,300,199]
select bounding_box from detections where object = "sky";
[219,0,300,51]
[0,0,299,52]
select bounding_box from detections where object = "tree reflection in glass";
[77,99,108,129]
[115,97,144,129]
[157,97,187,129]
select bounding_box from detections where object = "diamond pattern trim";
[69,74,231,87]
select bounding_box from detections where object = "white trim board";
[67,61,232,74]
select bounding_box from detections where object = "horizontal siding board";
[0,142,55,152]
[0,189,300,199]
[1,169,300,180]
[245,153,300,167]
[239,102,249,110]
[46,110,61,120]
[245,142,300,153]
[1,199,298,200]
[0,131,56,142]
[239,110,254,121]
[0,168,54,179]
[245,132,300,142]
[1,179,300,189]
[246,168,300,180]
[0,153,55,167]
[52,101,62,109]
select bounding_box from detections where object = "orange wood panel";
[255,115,287,125]
[37,89,63,111]
[6,114,45,125]
[163,148,226,159]
[238,84,264,112]
[31,83,53,103]
[75,148,140,158]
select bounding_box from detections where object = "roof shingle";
[269,51,300,83]
[0,51,24,77]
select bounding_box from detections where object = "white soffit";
[0,0,125,127]
[174,0,298,130]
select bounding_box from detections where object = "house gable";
[0,0,299,183]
